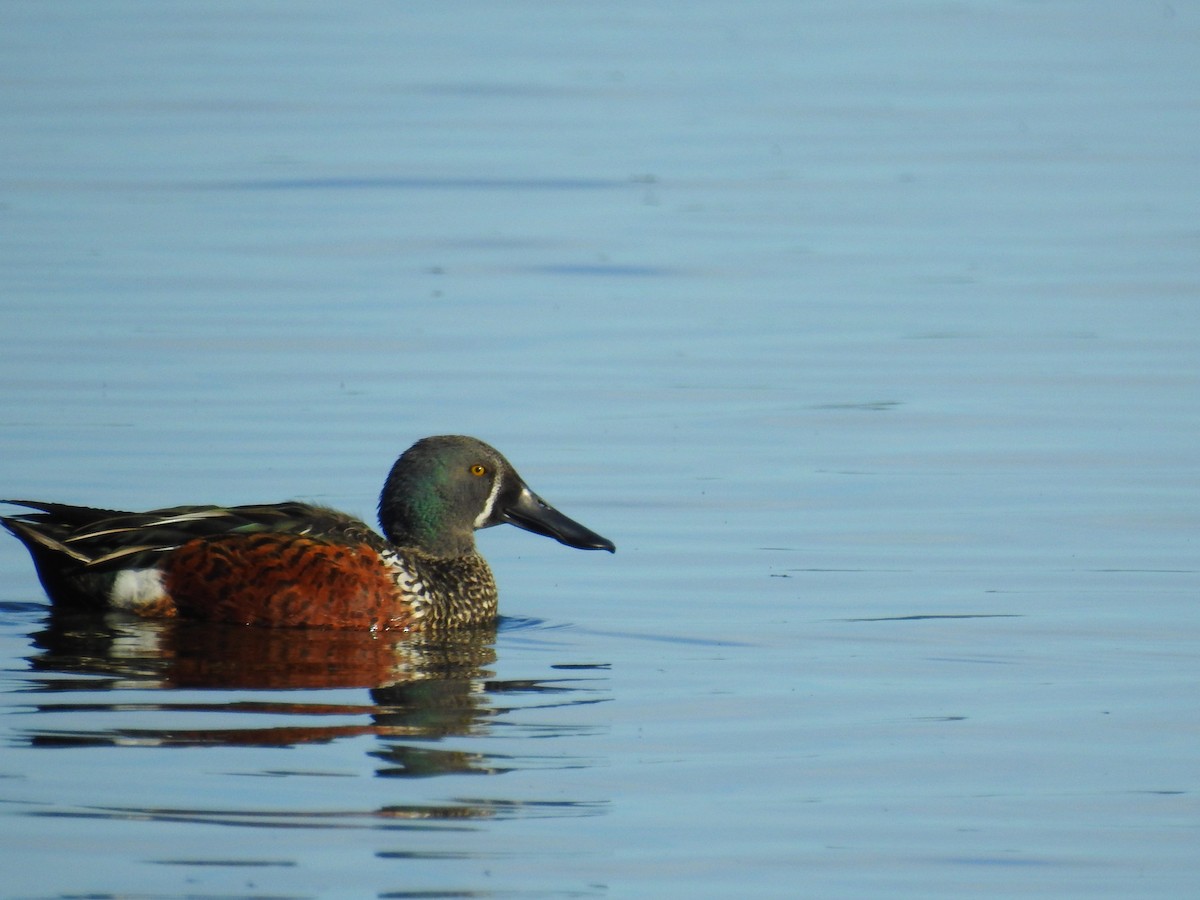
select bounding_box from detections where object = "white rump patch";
[108,568,167,612]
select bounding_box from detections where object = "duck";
[2,435,614,631]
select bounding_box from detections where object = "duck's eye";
[470,464,487,477]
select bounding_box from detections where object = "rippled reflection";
[28,797,609,829]
[28,609,496,690]
[18,609,611,782]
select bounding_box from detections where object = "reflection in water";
[29,797,608,830]
[20,610,611,791]
[29,609,491,691]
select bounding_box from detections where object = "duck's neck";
[378,479,477,558]
[397,549,498,628]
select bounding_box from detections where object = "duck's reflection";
[30,609,495,690]
[24,609,609,785]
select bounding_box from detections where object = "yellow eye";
[470,464,487,477]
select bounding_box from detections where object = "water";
[1,1,1198,896]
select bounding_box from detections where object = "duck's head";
[378,435,615,558]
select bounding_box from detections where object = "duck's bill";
[501,487,615,552]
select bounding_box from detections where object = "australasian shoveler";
[1,435,614,631]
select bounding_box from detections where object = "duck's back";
[1,500,384,613]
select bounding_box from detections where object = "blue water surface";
[1,2,1198,897]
